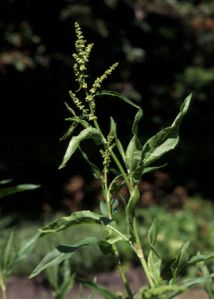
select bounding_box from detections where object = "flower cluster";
[69,23,118,123]
[73,22,93,90]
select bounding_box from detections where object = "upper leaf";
[59,127,102,169]
[96,90,139,109]
[40,210,111,234]
[142,94,192,167]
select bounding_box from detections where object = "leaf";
[0,184,40,199]
[59,127,102,169]
[0,179,12,185]
[148,251,162,286]
[126,186,140,235]
[188,253,214,265]
[142,164,167,175]
[30,237,100,278]
[78,278,119,299]
[111,199,119,214]
[56,262,75,299]
[171,241,190,280]
[125,135,142,176]
[199,261,214,299]
[141,284,185,299]
[2,232,16,275]
[99,201,108,216]
[60,123,77,141]
[142,94,192,167]
[17,232,41,261]
[64,102,77,117]
[110,117,117,138]
[97,90,139,109]
[132,107,143,135]
[148,219,158,247]
[147,219,161,259]
[116,139,126,163]
[79,147,101,179]
[30,249,74,278]
[40,210,111,234]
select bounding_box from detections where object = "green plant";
[30,23,214,298]
[0,180,40,298]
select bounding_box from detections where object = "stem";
[112,244,133,299]
[0,274,7,299]
[104,180,133,298]
[132,217,154,288]
[93,119,132,192]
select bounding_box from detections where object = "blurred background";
[0,0,214,295]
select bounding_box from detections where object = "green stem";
[132,217,154,288]
[93,119,132,192]
[112,244,133,299]
[0,274,6,299]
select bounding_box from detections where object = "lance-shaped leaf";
[171,241,190,280]
[17,232,41,261]
[142,94,192,167]
[40,210,111,234]
[188,253,214,265]
[126,186,140,235]
[30,237,100,278]
[132,107,143,135]
[97,90,139,109]
[0,184,40,199]
[148,251,162,286]
[59,127,102,169]
[125,136,142,176]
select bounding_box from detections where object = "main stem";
[93,116,153,290]
[0,274,6,299]
[103,171,133,298]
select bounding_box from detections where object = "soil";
[2,267,208,299]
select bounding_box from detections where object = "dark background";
[0,0,214,214]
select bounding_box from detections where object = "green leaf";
[116,139,126,163]
[97,90,139,109]
[199,261,214,299]
[132,107,143,135]
[2,232,16,275]
[30,237,100,278]
[148,219,158,247]
[55,265,75,299]
[99,201,108,216]
[125,136,142,176]
[148,251,162,286]
[110,117,117,138]
[111,199,119,214]
[30,249,74,278]
[60,123,77,141]
[171,241,190,280]
[142,164,167,175]
[57,237,99,253]
[78,278,119,299]
[59,127,102,169]
[0,184,40,199]
[79,147,101,179]
[17,232,41,261]
[0,179,12,185]
[141,284,185,299]
[64,102,77,117]
[126,186,140,235]
[188,253,214,265]
[40,210,111,234]
[142,94,192,167]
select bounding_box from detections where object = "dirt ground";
[3,267,208,299]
